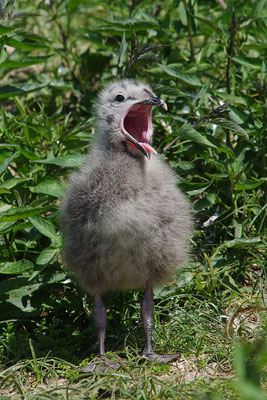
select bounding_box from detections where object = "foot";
[141,351,181,363]
[80,356,120,373]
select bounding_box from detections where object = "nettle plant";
[0,0,265,323]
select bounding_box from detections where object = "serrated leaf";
[0,206,50,222]
[177,123,217,148]
[158,64,202,86]
[30,178,67,198]
[213,118,248,138]
[36,247,60,266]
[33,155,86,168]
[0,260,33,275]
[0,82,50,99]
[28,215,60,243]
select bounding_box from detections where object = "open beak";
[120,96,167,159]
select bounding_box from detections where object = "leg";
[94,292,107,357]
[81,293,120,372]
[141,281,181,363]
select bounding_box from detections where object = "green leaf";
[5,37,48,50]
[29,247,60,280]
[0,276,41,298]
[118,31,127,68]
[33,155,86,168]
[178,1,187,25]
[215,92,247,106]
[158,64,203,86]
[0,178,31,190]
[192,81,209,108]
[232,56,262,70]
[0,220,16,233]
[177,123,217,148]
[187,180,213,196]
[221,237,261,249]
[36,247,60,266]
[0,260,33,275]
[28,215,60,243]
[0,152,17,176]
[16,122,51,141]
[213,118,248,138]
[241,43,267,51]
[0,24,15,34]
[0,47,8,64]
[30,178,67,198]
[0,55,53,68]
[0,82,50,99]
[97,17,159,30]
[194,15,221,34]
[234,181,264,190]
[0,206,51,222]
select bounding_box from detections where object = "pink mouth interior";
[121,104,157,155]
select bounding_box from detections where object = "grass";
[0,271,265,399]
[0,0,266,398]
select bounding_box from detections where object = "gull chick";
[60,79,192,371]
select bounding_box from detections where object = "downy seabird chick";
[60,79,192,371]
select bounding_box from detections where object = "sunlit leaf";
[158,64,203,86]
[0,260,33,275]
[30,178,67,198]
[28,215,60,243]
[33,155,86,168]
[0,206,51,222]
[177,123,217,148]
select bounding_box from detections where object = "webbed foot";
[81,356,120,373]
[141,351,181,363]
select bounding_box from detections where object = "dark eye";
[115,94,125,102]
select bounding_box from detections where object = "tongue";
[139,143,157,154]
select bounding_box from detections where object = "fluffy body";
[60,80,192,295]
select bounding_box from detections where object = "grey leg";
[141,280,154,355]
[141,281,181,363]
[93,292,107,356]
[81,293,120,373]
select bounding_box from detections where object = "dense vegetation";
[0,0,266,398]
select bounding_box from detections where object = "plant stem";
[183,0,194,63]
[225,2,237,148]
